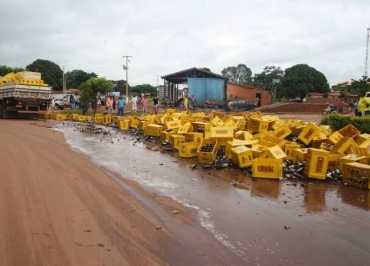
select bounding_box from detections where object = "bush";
[320,114,370,133]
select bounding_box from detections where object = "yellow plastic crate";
[252,158,283,179]
[339,154,368,172]
[293,148,308,163]
[284,143,302,160]
[191,122,212,138]
[177,122,192,134]
[94,117,103,124]
[259,134,286,148]
[166,108,176,115]
[197,139,219,164]
[144,124,164,137]
[328,153,341,170]
[343,162,370,190]
[211,116,225,127]
[85,116,92,122]
[298,123,321,145]
[225,139,250,159]
[119,120,129,130]
[356,133,370,145]
[72,113,79,120]
[247,117,270,133]
[104,114,112,124]
[170,135,185,150]
[165,120,182,131]
[259,145,287,160]
[231,146,253,168]
[210,127,234,138]
[130,119,139,129]
[338,124,360,138]
[304,148,330,180]
[160,130,176,142]
[78,115,85,121]
[55,114,68,121]
[251,144,269,158]
[178,142,200,158]
[330,137,358,156]
[329,131,344,145]
[183,132,203,143]
[273,123,292,139]
[234,130,254,141]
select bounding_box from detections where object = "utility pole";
[365,28,370,79]
[62,65,66,95]
[122,56,132,102]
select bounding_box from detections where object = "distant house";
[227,82,271,107]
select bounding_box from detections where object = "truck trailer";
[0,71,52,119]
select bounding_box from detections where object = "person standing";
[357,91,370,116]
[141,96,148,114]
[338,98,345,114]
[69,94,75,110]
[190,95,196,109]
[183,96,189,111]
[117,96,125,116]
[153,96,159,114]
[255,97,260,106]
[49,97,55,112]
[131,95,138,114]
[113,96,117,112]
[106,95,113,114]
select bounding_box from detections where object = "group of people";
[325,91,370,117]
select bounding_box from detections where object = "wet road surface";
[55,121,370,266]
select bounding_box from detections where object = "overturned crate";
[343,162,370,190]
[252,158,283,179]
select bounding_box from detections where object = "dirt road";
[0,120,243,266]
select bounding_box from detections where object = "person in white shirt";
[131,95,138,114]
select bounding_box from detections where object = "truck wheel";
[54,104,61,110]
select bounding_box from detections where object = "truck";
[0,71,52,118]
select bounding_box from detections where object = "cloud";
[1,0,369,86]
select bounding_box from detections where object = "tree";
[79,78,114,113]
[26,59,63,89]
[110,80,128,94]
[221,64,252,85]
[0,65,25,76]
[346,77,370,95]
[252,65,284,90]
[279,64,330,100]
[130,84,156,96]
[66,70,97,89]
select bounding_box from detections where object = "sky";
[1,0,369,87]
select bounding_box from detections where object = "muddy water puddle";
[54,122,370,266]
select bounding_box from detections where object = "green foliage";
[347,77,370,95]
[26,59,63,89]
[280,64,330,100]
[320,113,370,133]
[0,65,25,76]
[66,70,97,88]
[252,65,284,90]
[130,84,156,95]
[79,78,114,113]
[110,80,128,94]
[221,64,252,85]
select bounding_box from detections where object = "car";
[228,99,257,111]
[54,94,80,110]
